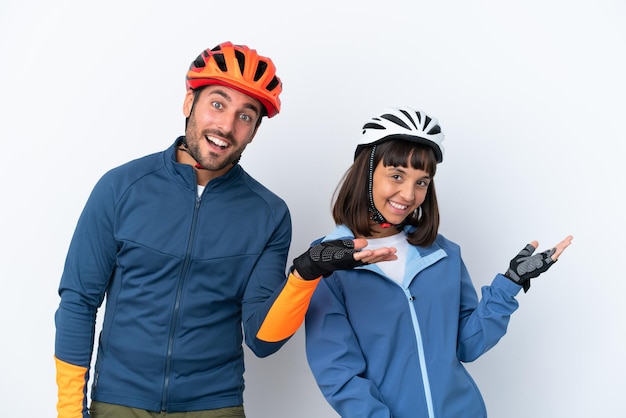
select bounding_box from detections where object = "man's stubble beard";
[185,119,247,171]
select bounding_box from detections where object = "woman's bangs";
[381,141,437,175]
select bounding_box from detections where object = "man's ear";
[182,90,195,118]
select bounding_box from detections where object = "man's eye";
[211,102,223,109]
[239,114,251,122]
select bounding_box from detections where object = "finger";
[517,242,537,257]
[353,250,373,261]
[355,248,397,264]
[352,238,369,251]
[371,247,397,261]
[558,235,574,248]
[551,235,573,260]
[358,247,396,259]
[363,253,399,264]
[352,243,396,260]
[378,254,399,262]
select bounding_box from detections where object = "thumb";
[352,238,368,251]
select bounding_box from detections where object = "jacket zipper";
[337,230,443,417]
[404,287,436,418]
[375,269,437,418]
[160,193,202,411]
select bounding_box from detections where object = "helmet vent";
[380,114,410,130]
[192,55,206,69]
[235,50,246,74]
[427,125,441,135]
[266,77,280,91]
[363,122,385,131]
[254,61,267,81]
[400,109,419,129]
[213,53,228,72]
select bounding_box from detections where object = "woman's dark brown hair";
[332,140,440,247]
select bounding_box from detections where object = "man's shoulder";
[237,168,288,209]
[91,149,168,197]
[102,149,165,179]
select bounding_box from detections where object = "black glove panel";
[293,239,366,281]
[504,244,557,292]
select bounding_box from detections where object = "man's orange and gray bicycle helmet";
[186,42,282,118]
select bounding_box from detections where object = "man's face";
[182,85,262,176]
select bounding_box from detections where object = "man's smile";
[206,135,229,149]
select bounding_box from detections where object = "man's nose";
[216,111,236,133]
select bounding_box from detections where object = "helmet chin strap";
[367,145,397,229]
[179,88,212,170]
[369,211,393,229]
[177,137,241,171]
[177,137,205,170]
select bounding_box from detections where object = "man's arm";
[55,177,117,418]
[256,239,397,343]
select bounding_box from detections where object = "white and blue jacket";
[305,225,522,418]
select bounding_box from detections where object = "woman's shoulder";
[433,233,461,255]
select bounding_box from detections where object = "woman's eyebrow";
[388,166,431,179]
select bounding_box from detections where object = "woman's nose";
[399,184,415,202]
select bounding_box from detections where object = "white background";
[1,0,625,417]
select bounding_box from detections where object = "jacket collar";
[322,225,448,282]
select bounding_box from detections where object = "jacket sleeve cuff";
[55,355,89,418]
[256,272,321,342]
[494,273,523,295]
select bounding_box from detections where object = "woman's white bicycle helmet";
[355,106,445,163]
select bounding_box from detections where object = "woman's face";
[371,159,431,236]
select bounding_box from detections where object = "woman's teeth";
[389,201,408,210]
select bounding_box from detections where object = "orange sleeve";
[55,355,88,418]
[256,272,321,342]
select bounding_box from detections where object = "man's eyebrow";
[242,101,261,115]
[209,88,261,115]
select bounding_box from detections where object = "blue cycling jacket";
[305,225,522,418]
[55,138,293,416]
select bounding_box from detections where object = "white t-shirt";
[363,232,409,285]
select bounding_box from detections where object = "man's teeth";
[207,136,228,148]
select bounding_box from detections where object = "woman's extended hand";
[351,238,398,265]
[504,235,573,292]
